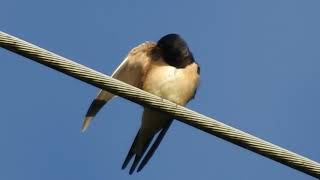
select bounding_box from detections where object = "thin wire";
[0,31,319,179]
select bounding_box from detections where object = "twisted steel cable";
[0,31,319,178]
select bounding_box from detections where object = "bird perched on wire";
[81,34,200,174]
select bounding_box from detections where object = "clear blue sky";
[1,0,319,179]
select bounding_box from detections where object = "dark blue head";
[157,34,194,68]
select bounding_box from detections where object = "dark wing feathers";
[81,42,155,132]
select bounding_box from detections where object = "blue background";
[1,0,319,179]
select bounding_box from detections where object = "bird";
[81,33,200,174]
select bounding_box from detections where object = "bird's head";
[157,34,194,68]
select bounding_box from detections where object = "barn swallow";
[81,34,200,174]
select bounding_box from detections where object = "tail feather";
[137,120,172,172]
[129,135,153,174]
[122,129,154,174]
[122,132,140,169]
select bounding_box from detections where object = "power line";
[0,31,319,179]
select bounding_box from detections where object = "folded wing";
[81,42,155,132]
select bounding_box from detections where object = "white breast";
[143,62,199,105]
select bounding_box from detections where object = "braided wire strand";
[0,31,319,178]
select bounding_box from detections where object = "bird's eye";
[182,47,189,57]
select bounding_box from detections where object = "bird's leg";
[159,96,164,103]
